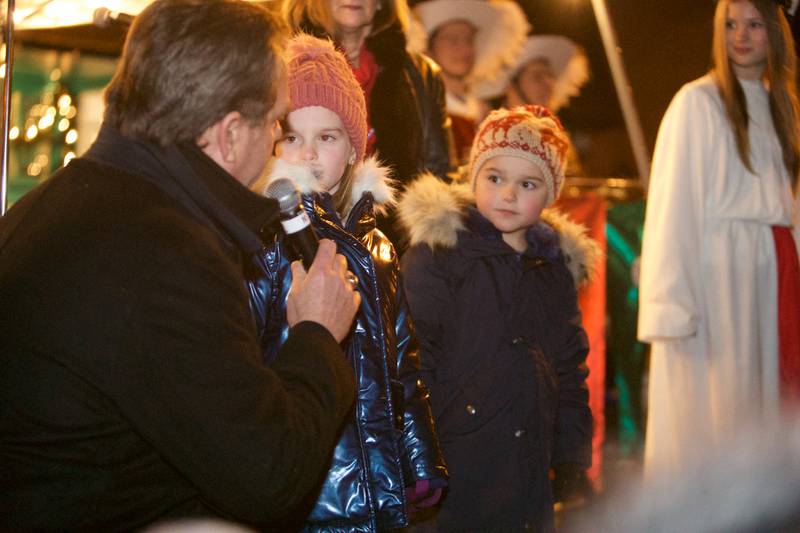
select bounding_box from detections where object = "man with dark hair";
[0,0,360,530]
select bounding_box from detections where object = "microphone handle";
[279,209,319,270]
[290,226,319,270]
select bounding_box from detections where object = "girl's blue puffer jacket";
[247,158,447,532]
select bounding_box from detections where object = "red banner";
[554,193,607,490]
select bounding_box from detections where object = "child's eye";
[320,134,337,142]
[487,174,501,184]
[725,20,736,29]
[281,134,297,144]
[521,181,538,190]
[749,21,764,29]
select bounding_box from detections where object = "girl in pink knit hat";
[398,105,597,532]
[247,34,446,532]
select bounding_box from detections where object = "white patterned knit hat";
[468,104,569,205]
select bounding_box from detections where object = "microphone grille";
[263,178,301,214]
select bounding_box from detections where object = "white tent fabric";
[13,0,149,29]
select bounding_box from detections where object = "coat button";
[466,404,476,415]
[514,429,526,438]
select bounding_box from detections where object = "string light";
[13,83,81,179]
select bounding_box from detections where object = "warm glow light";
[57,118,70,132]
[57,94,71,109]
[38,114,55,130]
[64,151,76,165]
[65,106,77,119]
[50,68,62,81]
[9,126,19,140]
[27,162,42,177]
[0,64,5,79]
[378,242,392,263]
[65,129,78,144]
[25,125,38,140]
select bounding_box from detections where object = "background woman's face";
[329,0,380,33]
[428,20,477,79]
[725,0,769,79]
[515,59,556,107]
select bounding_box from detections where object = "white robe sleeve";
[638,84,715,342]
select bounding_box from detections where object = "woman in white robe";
[638,0,800,480]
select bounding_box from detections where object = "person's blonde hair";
[331,163,357,217]
[712,0,800,187]
[282,0,410,40]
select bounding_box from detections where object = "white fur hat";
[475,35,590,112]
[411,0,530,87]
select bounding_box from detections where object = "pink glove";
[405,478,445,513]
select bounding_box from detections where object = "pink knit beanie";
[468,105,570,205]
[285,33,368,161]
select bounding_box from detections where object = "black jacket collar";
[84,123,279,259]
[462,207,562,264]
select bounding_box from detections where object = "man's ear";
[198,111,243,170]
[219,112,243,164]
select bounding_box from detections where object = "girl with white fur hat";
[478,34,591,175]
[478,34,590,114]
[413,0,529,163]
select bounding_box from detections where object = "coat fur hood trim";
[398,173,601,285]
[257,156,396,216]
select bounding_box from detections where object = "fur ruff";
[398,173,601,286]
[257,156,396,216]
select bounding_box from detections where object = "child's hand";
[405,478,446,514]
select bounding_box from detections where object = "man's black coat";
[0,130,355,531]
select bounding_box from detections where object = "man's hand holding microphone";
[287,239,360,343]
[265,177,360,343]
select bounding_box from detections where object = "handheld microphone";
[93,7,135,29]
[264,178,319,270]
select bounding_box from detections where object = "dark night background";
[16,0,720,179]
[408,0,718,178]
[516,0,716,177]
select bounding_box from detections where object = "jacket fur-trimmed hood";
[398,173,601,286]
[255,156,396,219]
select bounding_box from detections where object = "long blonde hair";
[712,0,800,187]
[331,163,357,218]
[282,0,410,40]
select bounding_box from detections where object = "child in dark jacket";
[247,35,446,532]
[398,105,597,532]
